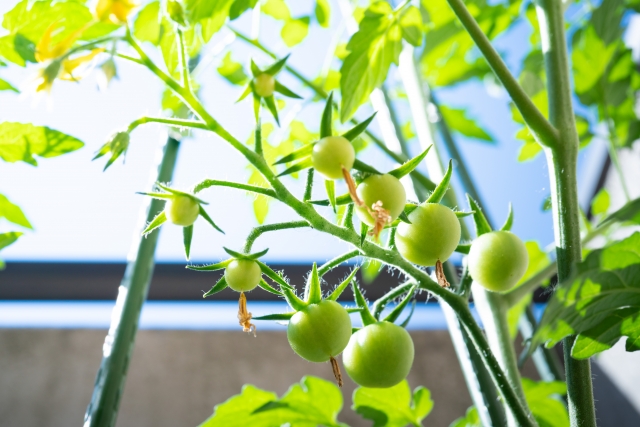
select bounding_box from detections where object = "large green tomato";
[343,322,414,388]
[311,136,356,180]
[468,231,529,292]
[395,203,461,266]
[225,259,262,292]
[287,300,352,363]
[355,174,407,226]
[253,73,276,97]
[165,195,199,226]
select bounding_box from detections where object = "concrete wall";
[0,329,539,427]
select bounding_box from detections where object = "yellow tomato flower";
[35,22,87,62]
[94,0,139,23]
[60,49,105,81]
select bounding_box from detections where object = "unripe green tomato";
[395,203,461,266]
[468,231,529,292]
[311,136,356,180]
[165,195,199,226]
[287,300,352,363]
[355,174,407,226]
[253,73,276,98]
[343,322,414,388]
[224,259,262,292]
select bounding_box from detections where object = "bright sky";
[0,0,609,264]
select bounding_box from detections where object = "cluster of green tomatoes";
[140,65,530,389]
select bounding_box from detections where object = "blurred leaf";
[340,1,404,121]
[218,51,249,85]
[0,231,23,251]
[591,188,610,217]
[184,0,234,23]
[0,194,32,229]
[0,122,84,165]
[353,380,433,427]
[230,0,259,20]
[0,77,18,92]
[523,378,569,427]
[399,6,423,47]
[507,294,532,340]
[198,384,278,426]
[450,407,481,427]
[315,0,331,28]
[262,0,291,21]
[572,26,616,95]
[590,0,624,45]
[440,106,493,143]
[535,232,640,358]
[134,1,162,44]
[599,196,640,228]
[281,17,309,48]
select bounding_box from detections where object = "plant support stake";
[83,136,180,427]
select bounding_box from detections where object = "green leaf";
[320,92,334,138]
[342,112,377,142]
[142,211,167,236]
[522,378,569,427]
[325,180,336,213]
[591,188,610,216]
[197,384,278,426]
[534,232,640,357]
[450,407,481,427]
[572,25,617,94]
[425,159,452,204]
[0,194,32,229]
[281,17,309,48]
[0,231,23,251]
[399,6,423,47]
[339,1,404,121]
[598,196,640,228]
[315,0,331,28]
[183,225,193,259]
[0,122,84,165]
[184,0,234,23]
[518,141,543,162]
[203,276,229,298]
[388,145,431,180]
[134,1,162,44]
[218,52,249,85]
[439,106,493,143]
[353,380,433,427]
[0,77,18,92]
[229,0,259,20]
[466,195,492,237]
[262,0,291,21]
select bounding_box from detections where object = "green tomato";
[395,203,461,266]
[287,300,352,363]
[355,174,407,226]
[468,231,529,292]
[253,73,275,98]
[165,195,199,227]
[311,136,356,180]
[343,322,414,388]
[225,259,262,292]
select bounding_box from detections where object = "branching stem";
[244,221,311,253]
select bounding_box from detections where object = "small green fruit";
[253,73,276,97]
[165,195,199,226]
[355,174,407,226]
[468,231,529,292]
[225,259,262,292]
[311,136,356,180]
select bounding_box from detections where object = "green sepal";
[282,287,308,311]
[352,159,382,174]
[199,206,224,233]
[398,211,412,224]
[320,92,334,138]
[103,151,122,171]
[155,182,208,204]
[142,210,167,236]
[237,84,252,102]
[92,142,111,160]
[247,248,269,260]
[137,191,173,200]
[186,258,233,271]
[425,159,453,204]
[203,276,228,297]
[360,222,369,246]
[264,95,280,125]
[500,203,514,231]
[455,211,475,218]
[264,54,289,76]
[305,263,322,304]
[342,112,377,142]
[274,81,302,99]
[351,281,377,326]
[276,158,313,177]
[256,261,294,290]
[253,312,295,321]
[326,267,359,301]
[383,285,417,323]
[388,145,431,179]
[352,327,361,334]
[308,193,352,207]
[223,247,247,259]
[250,59,261,76]
[325,180,336,212]
[346,307,364,313]
[399,301,417,328]
[183,225,193,260]
[455,243,471,255]
[273,144,314,165]
[258,279,283,296]
[467,195,492,237]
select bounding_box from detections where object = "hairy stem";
[317,249,362,276]
[127,116,208,133]
[243,221,310,253]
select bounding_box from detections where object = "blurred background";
[1,0,639,426]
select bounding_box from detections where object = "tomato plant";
[2,0,639,426]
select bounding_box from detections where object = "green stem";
[535,0,596,423]
[303,169,314,202]
[127,116,208,133]
[519,305,566,385]
[317,249,361,276]
[192,179,277,198]
[371,281,415,319]
[243,220,310,253]
[84,137,180,427]
[177,29,192,93]
[444,0,558,146]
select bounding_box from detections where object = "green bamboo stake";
[83,137,180,427]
